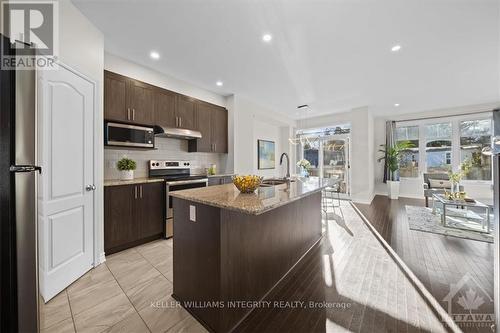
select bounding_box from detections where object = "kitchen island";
[170,177,333,333]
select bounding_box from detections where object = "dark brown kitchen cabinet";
[104,71,155,125]
[104,184,136,253]
[105,182,165,254]
[188,102,228,153]
[104,70,228,153]
[128,80,154,125]
[154,88,177,128]
[208,176,233,186]
[191,102,214,152]
[176,95,197,130]
[104,72,128,122]
[137,182,165,239]
[211,106,228,153]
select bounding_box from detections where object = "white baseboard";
[351,192,376,205]
[374,191,424,200]
[96,252,106,265]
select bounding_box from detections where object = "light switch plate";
[189,205,196,222]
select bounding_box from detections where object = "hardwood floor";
[354,195,495,333]
[236,201,448,333]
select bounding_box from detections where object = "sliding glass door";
[322,138,350,195]
[299,135,350,197]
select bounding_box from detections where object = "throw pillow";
[429,179,452,189]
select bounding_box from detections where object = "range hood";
[153,125,202,140]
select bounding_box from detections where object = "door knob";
[86,184,96,191]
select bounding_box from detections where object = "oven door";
[166,179,208,219]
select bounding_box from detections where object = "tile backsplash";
[104,137,228,179]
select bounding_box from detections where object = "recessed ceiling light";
[216,81,223,87]
[262,34,273,42]
[150,51,160,60]
[394,103,400,107]
[391,45,401,52]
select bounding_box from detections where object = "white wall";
[105,53,226,107]
[228,95,295,178]
[57,0,105,263]
[373,102,500,203]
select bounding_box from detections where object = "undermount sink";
[260,178,296,186]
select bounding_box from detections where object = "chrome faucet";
[280,152,290,180]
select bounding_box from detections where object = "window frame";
[395,113,492,184]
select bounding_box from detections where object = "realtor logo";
[443,273,494,328]
[1,0,58,69]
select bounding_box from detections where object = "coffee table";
[432,194,490,233]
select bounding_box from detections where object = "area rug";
[405,205,494,243]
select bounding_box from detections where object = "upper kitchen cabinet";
[211,106,228,153]
[104,70,154,125]
[192,102,213,152]
[154,88,177,128]
[176,95,197,130]
[104,71,128,122]
[128,79,154,125]
[188,102,228,153]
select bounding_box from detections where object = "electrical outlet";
[190,205,196,222]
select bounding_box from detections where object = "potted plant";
[447,158,471,194]
[296,159,312,177]
[378,141,413,199]
[117,157,137,180]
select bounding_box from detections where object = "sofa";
[423,173,464,207]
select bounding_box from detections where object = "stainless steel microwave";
[104,121,155,148]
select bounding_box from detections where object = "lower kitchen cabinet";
[208,175,233,186]
[105,182,165,254]
[137,182,165,239]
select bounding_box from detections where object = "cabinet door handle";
[175,117,178,127]
[140,185,143,198]
[127,108,131,120]
[179,117,182,128]
[134,186,138,199]
[132,109,135,121]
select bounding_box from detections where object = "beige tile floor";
[40,238,208,333]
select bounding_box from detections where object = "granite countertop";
[207,173,235,178]
[170,177,337,215]
[104,177,165,187]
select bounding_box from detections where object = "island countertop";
[170,177,336,215]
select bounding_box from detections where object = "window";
[460,119,492,181]
[425,123,452,173]
[395,126,419,177]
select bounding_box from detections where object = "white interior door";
[38,64,95,302]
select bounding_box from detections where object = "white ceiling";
[72,0,499,119]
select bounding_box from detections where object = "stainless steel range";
[149,160,208,238]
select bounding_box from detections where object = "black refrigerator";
[0,34,39,332]
[493,109,500,330]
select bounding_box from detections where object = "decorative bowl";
[232,175,263,193]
